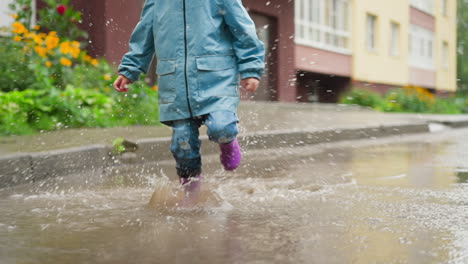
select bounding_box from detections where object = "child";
[113,0,265,200]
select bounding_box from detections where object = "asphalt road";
[1,127,468,263]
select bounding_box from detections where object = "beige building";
[352,0,410,88]
[435,0,458,92]
[296,0,458,102]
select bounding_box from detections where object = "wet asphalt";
[0,127,468,263]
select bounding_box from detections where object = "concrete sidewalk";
[1,102,468,188]
[1,102,466,156]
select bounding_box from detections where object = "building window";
[441,0,448,16]
[0,0,14,32]
[366,14,377,52]
[409,24,435,69]
[442,41,449,69]
[410,0,433,14]
[390,22,400,57]
[0,0,36,35]
[295,0,351,54]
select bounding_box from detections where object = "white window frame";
[0,0,36,36]
[442,41,449,69]
[410,0,434,15]
[366,14,377,52]
[0,0,15,34]
[294,0,352,54]
[441,0,448,16]
[389,22,400,57]
[409,24,435,70]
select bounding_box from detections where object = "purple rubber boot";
[180,174,201,193]
[179,174,202,207]
[219,138,241,171]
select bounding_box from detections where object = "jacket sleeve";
[118,0,155,82]
[222,0,265,80]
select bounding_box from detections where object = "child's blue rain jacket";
[118,0,265,123]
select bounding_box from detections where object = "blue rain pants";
[170,111,238,178]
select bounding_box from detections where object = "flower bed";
[340,86,465,114]
[0,0,160,136]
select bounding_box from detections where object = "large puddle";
[1,134,468,263]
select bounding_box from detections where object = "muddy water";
[1,132,468,263]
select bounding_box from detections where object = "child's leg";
[170,118,203,184]
[205,111,238,143]
[204,111,241,170]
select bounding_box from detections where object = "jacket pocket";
[156,59,176,104]
[195,55,238,98]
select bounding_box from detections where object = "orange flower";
[70,49,80,58]
[91,59,98,66]
[33,34,43,45]
[59,41,80,58]
[34,46,47,58]
[45,32,59,50]
[59,41,71,54]
[60,57,72,67]
[33,25,40,30]
[403,85,434,102]
[13,36,22,42]
[11,21,27,34]
[151,85,158,91]
[103,74,111,81]
[45,61,52,68]
[70,41,81,58]
[24,32,34,39]
[83,54,92,62]
[71,41,80,49]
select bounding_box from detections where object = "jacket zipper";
[182,0,193,117]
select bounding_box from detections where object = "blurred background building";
[0,0,458,103]
[294,0,457,102]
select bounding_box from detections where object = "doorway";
[297,71,351,103]
[244,12,277,101]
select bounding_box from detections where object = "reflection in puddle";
[348,142,458,189]
[456,172,468,183]
[0,139,467,263]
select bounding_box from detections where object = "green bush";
[340,87,467,114]
[66,60,115,92]
[339,89,384,109]
[113,80,160,126]
[0,0,161,136]
[0,89,41,135]
[0,39,35,92]
[458,98,468,113]
[430,98,462,114]
[382,89,432,113]
[37,0,88,40]
[0,84,159,136]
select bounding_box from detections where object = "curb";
[0,121,439,189]
[437,120,468,128]
[238,123,428,149]
[0,145,112,188]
